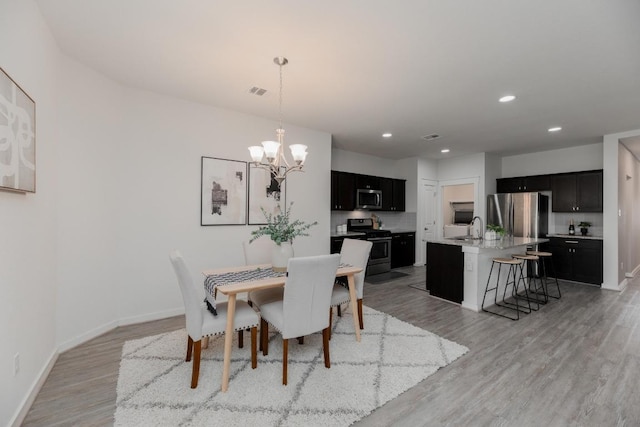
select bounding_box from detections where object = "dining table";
[202,263,363,392]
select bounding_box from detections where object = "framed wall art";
[248,166,285,224]
[201,157,247,226]
[0,67,36,193]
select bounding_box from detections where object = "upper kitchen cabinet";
[381,178,406,211]
[331,170,356,210]
[551,170,603,212]
[355,174,380,190]
[496,174,550,193]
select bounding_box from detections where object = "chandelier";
[248,57,308,187]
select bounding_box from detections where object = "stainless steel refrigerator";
[486,192,548,238]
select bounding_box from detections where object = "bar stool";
[526,250,561,299]
[512,253,546,308]
[481,258,532,320]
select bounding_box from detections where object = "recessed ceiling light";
[441,148,450,153]
[548,126,562,132]
[382,133,392,138]
[499,95,516,103]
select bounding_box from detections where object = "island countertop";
[427,236,548,253]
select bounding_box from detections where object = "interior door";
[421,181,437,265]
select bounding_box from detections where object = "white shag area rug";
[115,305,468,427]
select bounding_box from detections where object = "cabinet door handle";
[565,241,579,244]
[576,206,580,211]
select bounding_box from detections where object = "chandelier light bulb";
[248,146,265,162]
[261,140,280,161]
[289,144,308,164]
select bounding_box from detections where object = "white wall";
[55,56,123,350]
[1,1,60,425]
[1,1,332,425]
[501,143,603,177]
[618,144,640,279]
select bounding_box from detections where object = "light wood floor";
[23,267,640,426]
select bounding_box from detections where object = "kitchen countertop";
[330,229,416,238]
[547,233,603,240]
[330,231,366,238]
[428,236,548,253]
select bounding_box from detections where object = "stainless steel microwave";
[356,188,382,210]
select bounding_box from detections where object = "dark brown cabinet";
[381,178,406,211]
[331,171,356,211]
[426,242,463,303]
[551,170,602,212]
[496,175,550,193]
[355,174,380,190]
[543,237,603,285]
[391,232,414,268]
[331,170,405,211]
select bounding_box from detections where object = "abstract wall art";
[201,157,247,225]
[248,166,285,224]
[0,68,36,193]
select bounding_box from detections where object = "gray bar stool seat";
[481,257,532,320]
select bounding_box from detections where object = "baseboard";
[118,307,184,327]
[58,319,119,353]
[626,264,640,279]
[461,301,480,312]
[10,349,58,427]
[603,278,627,292]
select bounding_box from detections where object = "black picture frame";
[200,156,247,225]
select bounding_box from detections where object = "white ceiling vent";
[422,134,441,141]
[249,86,267,96]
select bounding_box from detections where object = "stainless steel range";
[347,218,392,276]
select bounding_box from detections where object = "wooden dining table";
[202,263,363,392]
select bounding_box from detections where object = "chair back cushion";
[243,236,274,265]
[282,254,340,339]
[340,239,373,299]
[170,250,203,340]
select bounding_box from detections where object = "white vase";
[272,241,294,272]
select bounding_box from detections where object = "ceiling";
[35,0,640,160]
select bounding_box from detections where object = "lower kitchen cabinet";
[543,237,603,285]
[426,242,463,303]
[391,232,415,268]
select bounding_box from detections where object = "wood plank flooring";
[23,267,640,426]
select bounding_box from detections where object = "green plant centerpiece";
[578,221,591,236]
[250,203,317,271]
[486,224,505,239]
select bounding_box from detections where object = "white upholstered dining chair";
[259,254,341,385]
[330,238,372,335]
[170,250,260,388]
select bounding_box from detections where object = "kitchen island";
[426,236,548,312]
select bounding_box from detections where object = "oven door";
[366,237,391,275]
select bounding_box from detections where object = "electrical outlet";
[14,353,19,376]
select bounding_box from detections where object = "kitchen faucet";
[470,216,483,239]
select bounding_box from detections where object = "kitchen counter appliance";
[347,218,391,275]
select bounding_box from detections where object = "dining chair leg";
[238,330,244,348]
[357,299,364,330]
[191,339,202,388]
[337,305,342,317]
[202,336,209,349]
[251,326,257,369]
[328,308,333,340]
[283,338,288,385]
[261,318,269,356]
[186,336,193,362]
[297,337,304,345]
[322,327,331,369]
